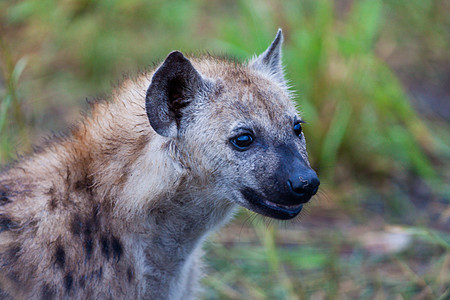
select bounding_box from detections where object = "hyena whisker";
[239,211,258,241]
[316,189,332,204]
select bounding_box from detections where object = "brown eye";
[294,122,302,136]
[231,134,254,150]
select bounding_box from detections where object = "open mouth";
[240,187,304,220]
[261,199,303,213]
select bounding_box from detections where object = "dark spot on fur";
[70,214,83,236]
[41,284,55,300]
[82,217,97,260]
[83,206,100,237]
[111,236,123,262]
[0,190,12,206]
[79,275,86,289]
[71,212,99,261]
[83,219,93,239]
[75,177,91,191]
[84,237,93,260]
[8,270,21,284]
[46,188,58,211]
[101,235,110,260]
[74,181,83,191]
[74,177,94,196]
[49,197,57,210]
[127,267,134,282]
[0,215,18,233]
[54,245,65,269]
[64,272,73,292]
[7,244,21,264]
[92,204,100,222]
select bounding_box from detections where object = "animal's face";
[146,30,319,220]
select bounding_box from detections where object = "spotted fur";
[0,29,318,299]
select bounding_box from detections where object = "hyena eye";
[230,134,254,150]
[293,121,303,137]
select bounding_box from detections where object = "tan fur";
[0,31,317,299]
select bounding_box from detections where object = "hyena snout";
[241,155,320,220]
[287,165,320,203]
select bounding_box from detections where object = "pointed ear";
[146,51,204,137]
[249,29,285,85]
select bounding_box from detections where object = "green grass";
[203,216,449,299]
[0,36,29,161]
[1,0,448,298]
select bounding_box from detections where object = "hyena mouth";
[263,199,303,211]
[240,187,303,220]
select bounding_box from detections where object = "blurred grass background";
[0,0,448,299]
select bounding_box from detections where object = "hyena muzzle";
[0,29,319,299]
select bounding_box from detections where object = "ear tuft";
[146,51,203,137]
[249,29,285,85]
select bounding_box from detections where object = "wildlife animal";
[0,29,319,299]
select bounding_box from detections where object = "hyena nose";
[287,169,320,201]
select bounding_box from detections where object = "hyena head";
[145,29,319,220]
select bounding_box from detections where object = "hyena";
[0,29,319,299]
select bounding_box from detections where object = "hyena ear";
[146,51,204,137]
[249,28,285,85]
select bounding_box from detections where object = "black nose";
[287,168,320,201]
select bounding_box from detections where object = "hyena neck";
[101,133,236,296]
[137,185,236,297]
